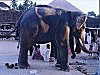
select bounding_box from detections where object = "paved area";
[0,40,98,75]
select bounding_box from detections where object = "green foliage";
[30,1,34,7]
[23,0,30,10]
[18,3,24,10]
[17,0,35,10]
[88,11,96,17]
[10,0,35,10]
[10,0,18,10]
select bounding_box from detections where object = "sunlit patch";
[63,23,70,48]
[44,8,56,16]
[55,8,66,15]
[35,7,42,18]
[41,20,49,33]
[32,25,39,37]
[79,38,83,46]
[63,22,70,41]
[60,42,65,46]
[35,7,56,18]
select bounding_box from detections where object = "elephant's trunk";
[78,38,98,54]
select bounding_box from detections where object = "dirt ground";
[0,40,99,75]
[69,52,99,75]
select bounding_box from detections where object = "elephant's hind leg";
[18,43,30,69]
[18,31,30,69]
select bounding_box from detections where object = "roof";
[86,17,100,28]
[0,2,10,8]
[48,0,83,13]
[0,10,22,23]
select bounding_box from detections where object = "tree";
[17,0,34,10]
[34,2,37,6]
[30,1,33,7]
[10,0,18,10]
[88,11,96,17]
[18,3,24,10]
[23,0,30,10]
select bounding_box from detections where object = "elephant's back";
[19,7,40,29]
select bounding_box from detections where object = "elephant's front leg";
[58,44,69,71]
[56,25,70,72]
[18,31,30,69]
[56,41,69,70]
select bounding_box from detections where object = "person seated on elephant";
[32,45,43,60]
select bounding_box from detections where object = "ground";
[0,40,99,75]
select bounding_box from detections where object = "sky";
[0,0,99,15]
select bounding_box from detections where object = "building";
[0,2,10,10]
[48,0,82,12]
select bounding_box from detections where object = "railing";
[0,29,16,40]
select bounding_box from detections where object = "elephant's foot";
[55,63,60,67]
[71,54,76,59]
[56,63,70,72]
[58,66,70,72]
[49,57,55,62]
[18,63,30,69]
[61,67,70,72]
[76,52,81,54]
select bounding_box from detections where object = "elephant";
[10,5,98,71]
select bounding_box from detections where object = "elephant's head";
[76,15,87,29]
[74,14,98,54]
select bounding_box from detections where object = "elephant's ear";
[76,15,87,29]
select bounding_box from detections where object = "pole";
[98,51,100,75]
[97,28,98,34]
[97,28,100,75]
